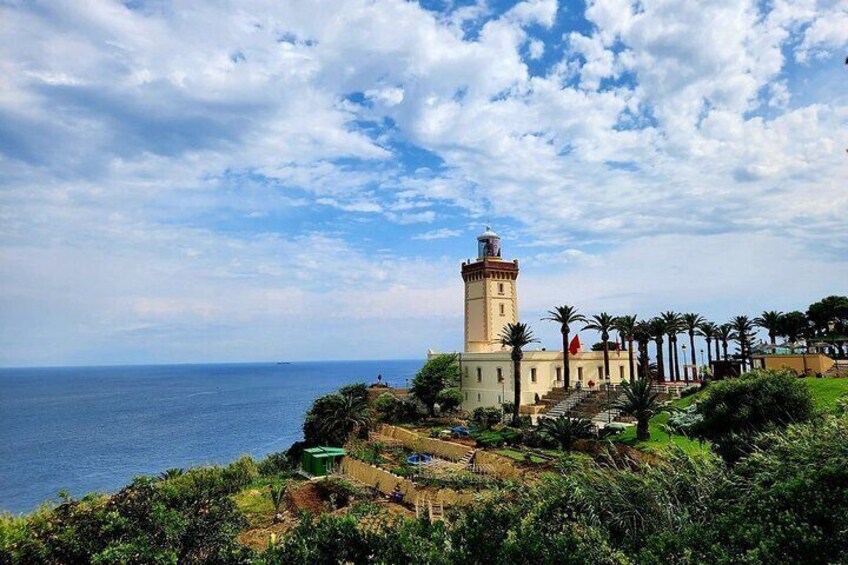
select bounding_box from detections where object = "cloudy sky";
[1,0,846,367]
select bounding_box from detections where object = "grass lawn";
[232,477,292,528]
[614,392,709,455]
[802,377,848,412]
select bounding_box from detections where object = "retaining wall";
[339,457,476,507]
[378,424,471,461]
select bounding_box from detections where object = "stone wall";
[473,450,522,480]
[378,424,471,461]
[339,457,476,507]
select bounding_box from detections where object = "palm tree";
[500,322,538,426]
[754,310,783,345]
[613,315,638,384]
[681,313,705,382]
[583,313,616,385]
[537,416,595,451]
[634,320,652,380]
[660,311,683,381]
[543,305,585,389]
[648,317,667,382]
[610,378,662,441]
[731,315,755,370]
[698,321,719,369]
[317,393,371,445]
[158,468,185,481]
[717,324,736,361]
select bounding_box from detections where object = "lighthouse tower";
[461,227,519,353]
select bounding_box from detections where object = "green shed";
[300,447,346,477]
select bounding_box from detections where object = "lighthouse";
[461,227,519,353]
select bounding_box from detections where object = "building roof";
[303,446,346,458]
[477,225,499,240]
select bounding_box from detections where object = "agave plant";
[269,483,287,522]
[537,416,595,451]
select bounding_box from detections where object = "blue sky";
[1,0,847,366]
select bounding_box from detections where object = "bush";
[693,415,848,563]
[692,369,815,462]
[436,388,464,413]
[373,392,418,423]
[258,451,291,477]
[222,455,259,492]
[472,406,503,430]
[411,355,460,416]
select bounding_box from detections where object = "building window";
[496,367,503,383]
[556,367,562,381]
[531,368,537,383]
[497,395,501,403]
[498,282,504,295]
[577,367,584,380]
[477,392,481,402]
[476,367,482,383]
[619,366,625,381]
[598,366,603,380]
[499,303,505,316]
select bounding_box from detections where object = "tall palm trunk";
[640,342,650,379]
[655,337,665,382]
[562,329,570,389]
[627,338,635,384]
[601,331,610,383]
[672,336,681,381]
[667,337,675,382]
[769,332,776,345]
[722,339,728,360]
[688,331,697,381]
[512,352,522,426]
[706,337,713,367]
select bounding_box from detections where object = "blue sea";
[0,360,422,514]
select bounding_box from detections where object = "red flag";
[569,335,581,356]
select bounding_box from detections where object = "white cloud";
[412,228,463,240]
[0,0,846,365]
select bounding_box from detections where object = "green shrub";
[258,451,291,477]
[472,406,503,430]
[436,387,464,413]
[692,369,815,462]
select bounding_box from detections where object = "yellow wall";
[464,265,518,353]
[339,457,477,507]
[378,424,471,461]
[754,354,835,375]
[455,349,634,410]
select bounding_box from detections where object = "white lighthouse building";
[432,227,632,412]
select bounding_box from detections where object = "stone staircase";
[564,390,621,420]
[540,390,591,420]
[458,449,478,468]
[535,386,571,411]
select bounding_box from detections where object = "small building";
[300,447,345,477]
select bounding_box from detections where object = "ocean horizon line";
[0,357,428,372]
